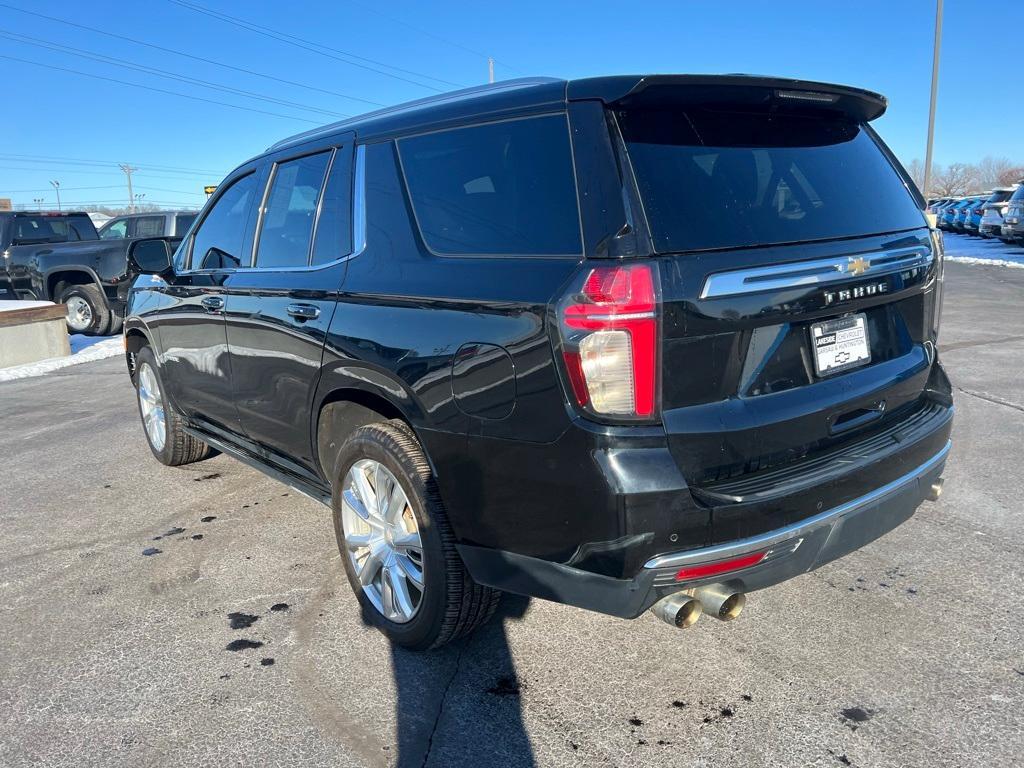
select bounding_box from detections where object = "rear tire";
[134,346,212,466]
[332,420,500,650]
[60,283,111,336]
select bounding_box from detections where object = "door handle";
[286,303,320,320]
[200,295,225,312]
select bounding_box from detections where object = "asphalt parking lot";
[1,258,1022,768]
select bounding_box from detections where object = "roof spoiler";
[567,74,887,122]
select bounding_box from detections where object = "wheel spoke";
[344,531,372,550]
[342,488,372,522]
[352,465,378,520]
[385,564,415,618]
[374,463,393,517]
[391,530,421,553]
[395,554,424,589]
[385,483,409,525]
[358,547,384,586]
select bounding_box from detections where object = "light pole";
[49,180,61,211]
[922,0,943,199]
[33,197,44,210]
[134,193,146,210]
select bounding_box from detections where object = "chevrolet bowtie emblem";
[847,257,870,277]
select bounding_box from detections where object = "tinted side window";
[311,150,353,265]
[101,219,128,239]
[134,216,165,237]
[174,213,197,235]
[256,151,331,268]
[190,173,258,270]
[12,216,69,244]
[398,115,582,256]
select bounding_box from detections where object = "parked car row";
[928,185,1023,242]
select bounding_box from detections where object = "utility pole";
[120,163,138,212]
[49,180,61,212]
[922,0,943,199]
[488,57,494,84]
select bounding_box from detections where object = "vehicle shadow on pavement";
[386,595,536,767]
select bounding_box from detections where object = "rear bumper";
[458,441,950,618]
[1001,222,1024,239]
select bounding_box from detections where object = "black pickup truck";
[0,211,179,335]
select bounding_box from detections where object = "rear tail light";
[557,262,659,419]
[674,551,767,581]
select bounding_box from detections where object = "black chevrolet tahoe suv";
[124,75,953,650]
[0,210,168,335]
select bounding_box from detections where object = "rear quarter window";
[397,114,582,256]
[618,107,925,252]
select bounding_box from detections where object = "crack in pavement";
[955,386,1024,414]
[419,637,472,768]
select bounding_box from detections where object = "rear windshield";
[618,108,924,252]
[1010,187,1024,202]
[11,214,96,244]
[987,190,1014,204]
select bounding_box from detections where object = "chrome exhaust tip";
[927,478,944,501]
[651,592,703,628]
[693,584,746,622]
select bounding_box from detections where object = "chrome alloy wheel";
[137,363,167,452]
[341,459,425,623]
[65,295,93,332]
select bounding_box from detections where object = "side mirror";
[128,237,174,277]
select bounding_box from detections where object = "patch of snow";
[946,256,1024,269]
[0,336,122,382]
[942,233,1024,268]
[0,300,56,312]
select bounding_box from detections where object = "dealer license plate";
[810,314,871,377]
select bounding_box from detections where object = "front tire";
[60,283,111,336]
[134,346,212,466]
[332,420,500,650]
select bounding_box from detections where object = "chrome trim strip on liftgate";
[643,440,951,571]
[698,246,933,299]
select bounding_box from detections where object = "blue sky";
[2,0,1022,210]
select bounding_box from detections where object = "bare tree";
[996,166,1024,186]
[975,156,1020,189]
[906,158,926,193]
[930,162,979,197]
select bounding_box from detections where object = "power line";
[344,0,524,75]
[4,184,125,193]
[0,153,226,175]
[0,2,387,108]
[169,0,462,92]
[0,29,350,118]
[12,199,201,207]
[0,53,322,124]
[0,165,223,182]
[135,186,206,196]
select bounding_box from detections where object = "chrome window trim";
[643,439,951,571]
[699,246,933,300]
[176,146,365,276]
[235,144,367,273]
